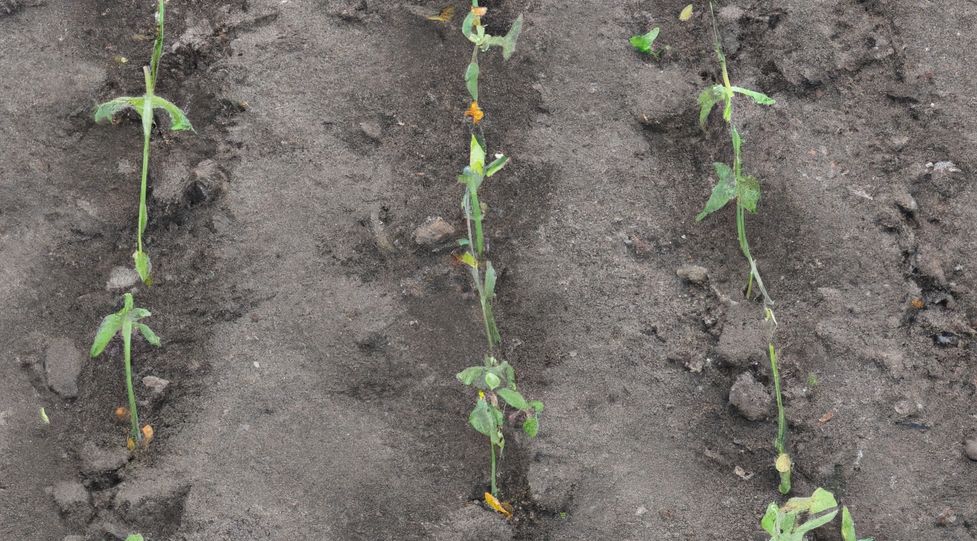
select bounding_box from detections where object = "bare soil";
[1,1,975,539]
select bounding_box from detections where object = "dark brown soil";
[1,1,975,539]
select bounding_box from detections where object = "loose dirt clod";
[51,480,93,528]
[964,438,977,461]
[729,372,771,421]
[676,264,708,284]
[414,216,455,246]
[44,338,84,399]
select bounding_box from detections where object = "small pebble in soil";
[106,266,140,291]
[933,332,959,347]
[51,480,92,528]
[359,120,382,142]
[44,338,84,399]
[964,438,977,461]
[142,376,170,395]
[676,264,708,284]
[413,216,455,247]
[728,372,772,421]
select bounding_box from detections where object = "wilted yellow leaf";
[679,4,694,21]
[39,408,50,425]
[484,492,513,518]
[454,251,479,269]
[427,5,455,22]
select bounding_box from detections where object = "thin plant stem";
[123,324,140,442]
[769,343,791,494]
[463,192,495,353]
[490,440,498,497]
[138,67,154,260]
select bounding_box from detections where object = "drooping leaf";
[731,86,775,106]
[136,323,161,346]
[465,62,479,101]
[468,398,496,436]
[94,97,145,124]
[457,366,485,385]
[629,27,661,56]
[737,174,761,212]
[461,10,477,42]
[470,134,486,173]
[809,488,839,514]
[760,503,778,535]
[133,250,152,285]
[484,261,497,298]
[496,388,529,410]
[501,15,523,60]
[697,85,725,129]
[679,4,694,21]
[484,372,501,390]
[695,162,736,221]
[150,96,194,131]
[130,308,151,320]
[485,154,509,177]
[91,313,123,358]
[795,510,839,535]
[522,416,539,438]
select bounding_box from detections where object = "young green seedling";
[695,1,775,307]
[630,27,662,57]
[761,488,874,541]
[94,0,193,285]
[91,293,160,449]
[453,1,542,501]
[697,1,790,494]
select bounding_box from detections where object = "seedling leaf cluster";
[761,488,874,541]
[452,0,541,502]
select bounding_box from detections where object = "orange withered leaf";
[472,6,487,17]
[465,101,484,125]
[484,492,513,518]
[427,5,455,22]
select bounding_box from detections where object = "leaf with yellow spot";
[484,492,513,518]
[679,4,694,21]
[775,453,792,473]
[427,5,455,22]
[454,251,479,269]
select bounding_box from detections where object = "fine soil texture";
[2,1,976,539]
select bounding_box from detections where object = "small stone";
[106,266,140,291]
[413,217,455,246]
[44,338,84,399]
[893,192,918,215]
[964,438,977,461]
[51,481,92,528]
[359,120,382,141]
[729,372,772,421]
[142,376,170,395]
[635,506,648,516]
[676,264,708,284]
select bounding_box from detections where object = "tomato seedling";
[453,1,542,501]
[761,488,874,541]
[90,293,160,449]
[94,0,193,285]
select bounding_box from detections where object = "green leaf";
[809,488,839,514]
[457,167,482,190]
[760,503,778,535]
[522,416,539,438]
[795,510,839,535]
[484,261,497,299]
[529,400,544,413]
[465,62,479,101]
[126,535,145,541]
[695,162,736,221]
[90,313,123,357]
[94,97,145,124]
[457,366,485,386]
[484,372,501,390]
[470,134,486,173]
[500,362,516,387]
[496,388,529,410]
[501,15,523,60]
[841,507,856,541]
[150,96,194,131]
[697,85,725,129]
[133,250,152,286]
[731,86,775,106]
[461,10,477,42]
[130,308,151,320]
[485,155,509,177]
[137,323,161,347]
[468,398,497,437]
[629,27,661,56]
[737,174,761,213]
